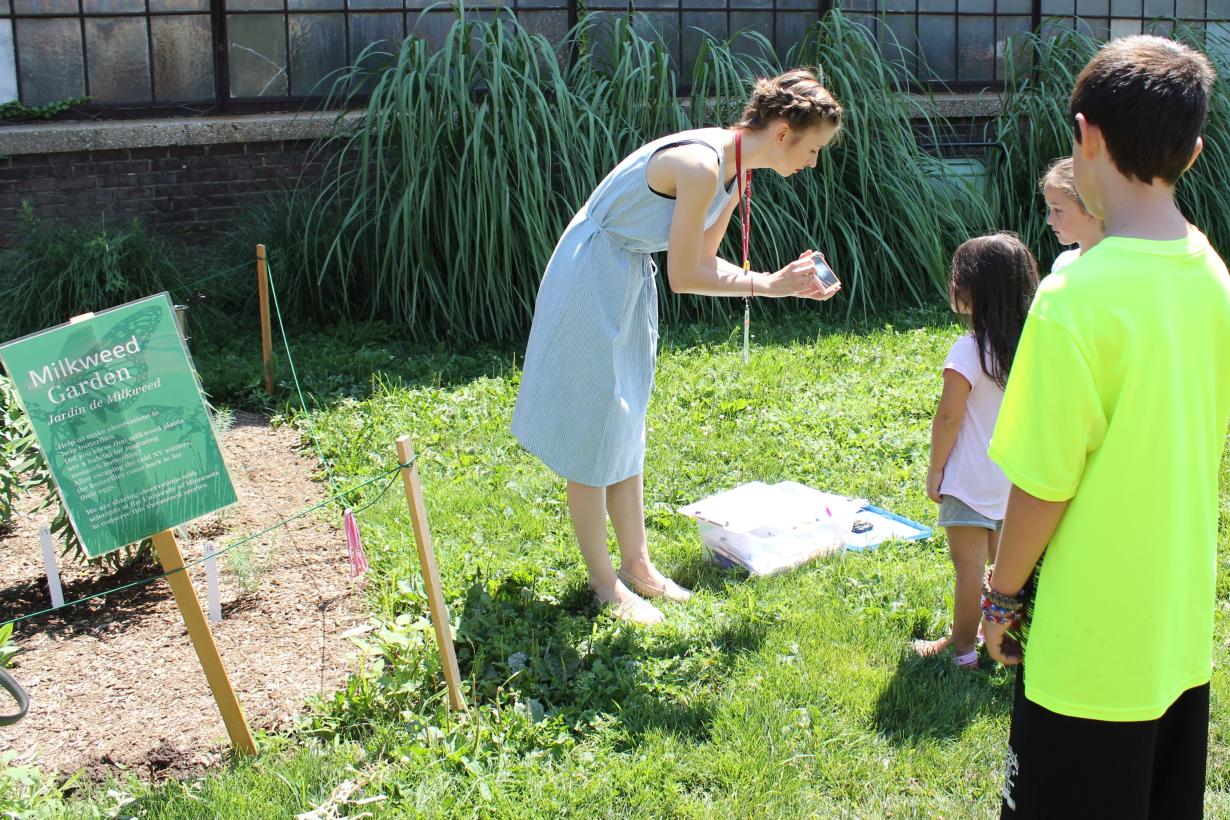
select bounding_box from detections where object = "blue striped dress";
[512,128,738,487]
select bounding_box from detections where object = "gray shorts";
[938,494,1002,531]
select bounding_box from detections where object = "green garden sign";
[0,293,236,558]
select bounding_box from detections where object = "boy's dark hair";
[1070,35,1215,185]
[950,232,1039,390]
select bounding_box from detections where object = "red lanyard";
[735,130,753,299]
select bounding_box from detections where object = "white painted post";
[39,527,64,609]
[204,540,222,622]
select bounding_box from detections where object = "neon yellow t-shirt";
[989,228,1230,722]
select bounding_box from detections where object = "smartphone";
[810,252,840,289]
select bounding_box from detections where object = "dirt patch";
[0,411,368,779]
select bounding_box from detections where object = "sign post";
[0,293,253,752]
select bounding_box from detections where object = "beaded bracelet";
[981,567,1024,613]
[981,599,1022,626]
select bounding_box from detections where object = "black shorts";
[1000,668,1209,819]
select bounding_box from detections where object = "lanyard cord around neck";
[735,129,754,363]
[735,130,754,299]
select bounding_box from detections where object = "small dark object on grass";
[851,519,873,534]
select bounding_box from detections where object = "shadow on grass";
[453,572,769,746]
[871,650,1014,745]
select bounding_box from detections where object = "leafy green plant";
[0,96,91,122]
[991,22,1230,268]
[688,15,995,316]
[0,373,145,568]
[227,540,275,596]
[295,7,989,343]
[0,205,187,342]
[0,624,18,669]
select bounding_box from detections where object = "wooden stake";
[257,244,273,396]
[152,529,256,754]
[396,435,466,711]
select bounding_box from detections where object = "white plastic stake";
[204,540,222,622]
[39,527,65,609]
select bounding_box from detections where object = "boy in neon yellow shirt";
[982,35,1230,817]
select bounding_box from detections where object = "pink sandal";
[953,649,980,669]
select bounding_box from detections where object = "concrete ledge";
[0,93,1002,157]
[916,93,1005,118]
[0,110,367,157]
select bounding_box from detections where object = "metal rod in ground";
[396,435,466,711]
[152,529,255,753]
[257,244,274,396]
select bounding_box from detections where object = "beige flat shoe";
[594,591,664,626]
[617,567,692,602]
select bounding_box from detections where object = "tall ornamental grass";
[298,8,990,342]
[992,23,1230,269]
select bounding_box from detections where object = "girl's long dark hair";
[950,233,1040,389]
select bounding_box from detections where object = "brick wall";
[0,139,330,245]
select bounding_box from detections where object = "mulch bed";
[0,411,368,781]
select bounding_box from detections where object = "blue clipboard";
[840,504,932,552]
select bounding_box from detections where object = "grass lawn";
[9,307,1229,818]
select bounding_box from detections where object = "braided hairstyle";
[735,68,844,134]
[1039,157,1092,216]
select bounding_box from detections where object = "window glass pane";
[839,0,877,10]
[729,10,771,64]
[0,1,8,16]
[1209,0,1230,17]
[1109,16,1143,35]
[0,20,14,102]
[406,8,454,48]
[518,8,568,43]
[348,11,403,61]
[1143,0,1173,14]
[632,11,681,68]
[996,15,1031,80]
[919,0,956,11]
[775,10,816,48]
[958,0,993,13]
[16,17,85,104]
[349,0,402,9]
[227,0,282,12]
[1110,0,1143,14]
[1176,0,1204,16]
[1207,21,1230,60]
[1040,0,1075,13]
[150,0,209,10]
[1076,0,1111,15]
[730,0,771,9]
[289,13,344,95]
[998,0,1031,12]
[1074,15,1109,37]
[228,13,287,96]
[681,11,725,74]
[13,0,77,13]
[883,0,915,12]
[85,17,151,102]
[152,14,212,99]
[957,14,993,82]
[1039,14,1077,37]
[288,0,340,11]
[84,0,145,13]
[879,13,918,75]
[918,14,956,81]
